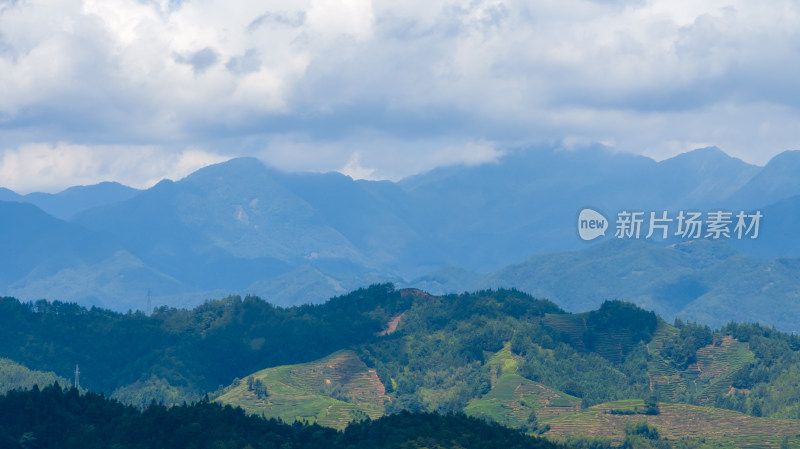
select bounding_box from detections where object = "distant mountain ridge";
[415,239,800,332]
[1,182,139,220]
[2,146,800,324]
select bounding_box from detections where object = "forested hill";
[0,384,563,449]
[0,284,418,400]
[3,285,800,446]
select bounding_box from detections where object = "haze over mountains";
[2,146,799,329]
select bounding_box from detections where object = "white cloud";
[340,152,376,180]
[306,0,374,40]
[257,133,502,181]
[0,143,229,193]
[1,0,800,190]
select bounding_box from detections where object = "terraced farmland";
[694,335,754,404]
[646,321,684,400]
[647,321,754,404]
[465,343,581,427]
[541,311,649,363]
[542,313,588,353]
[545,400,800,448]
[215,350,388,429]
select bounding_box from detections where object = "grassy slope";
[0,358,70,394]
[545,400,800,448]
[215,350,388,429]
[216,325,765,445]
[213,295,784,447]
[541,315,755,404]
[464,343,581,427]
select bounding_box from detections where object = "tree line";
[0,383,564,449]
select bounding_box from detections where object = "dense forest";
[4,285,800,447]
[0,285,412,404]
[0,384,562,449]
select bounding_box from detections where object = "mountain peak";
[0,187,21,202]
[729,150,800,208]
[57,181,136,196]
[661,146,753,168]
[763,149,800,167]
[181,157,274,185]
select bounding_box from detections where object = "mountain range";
[4,286,800,448]
[2,145,799,330]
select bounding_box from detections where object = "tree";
[643,395,659,415]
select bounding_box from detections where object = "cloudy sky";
[1,0,799,193]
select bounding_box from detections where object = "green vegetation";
[463,343,580,432]
[6,285,800,447]
[546,400,800,448]
[0,358,70,394]
[215,350,388,429]
[0,284,411,404]
[608,396,659,416]
[0,384,564,449]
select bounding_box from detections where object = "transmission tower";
[74,364,80,389]
[147,289,152,316]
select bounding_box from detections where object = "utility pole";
[74,364,80,389]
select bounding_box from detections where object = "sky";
[1,0,799,193]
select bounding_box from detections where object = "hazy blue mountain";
[64,147,780,289]
[398,146,655,270]
[241,265,392,307]
[0,182,140,220]
[729,150,800,208]
[24,182,140,220]
[0,201,121,286]
[269,170,435,273]
[72,158,389,291]
[732,193,800,258]
[0,188,21,202]
[657,146,760,209]
[3,146,797,319]
[6,249,187,311]
[397,146,760,270]
[74,165,285,290]
[405,266,485,295]
[423,239,800,331]
[0,201,185,310]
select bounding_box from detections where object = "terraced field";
[545,400,800,448]
[694,336,754,404]
[646,321,683,399]
[215,350,388,429]
[541,312,642,363]
[542,313,588,353]
[647,321,754,404]
[465,344,581,427]
[213,323,769,446]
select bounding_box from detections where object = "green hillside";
[0,384,564,449]
[0,358,70,394]
[646,321,754,404]
[0,285,412,404]
[464,343,581,429]
[216,350,388,428]
[6,285,800,447]
[546,400,800,448]
[213,286,800,447]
